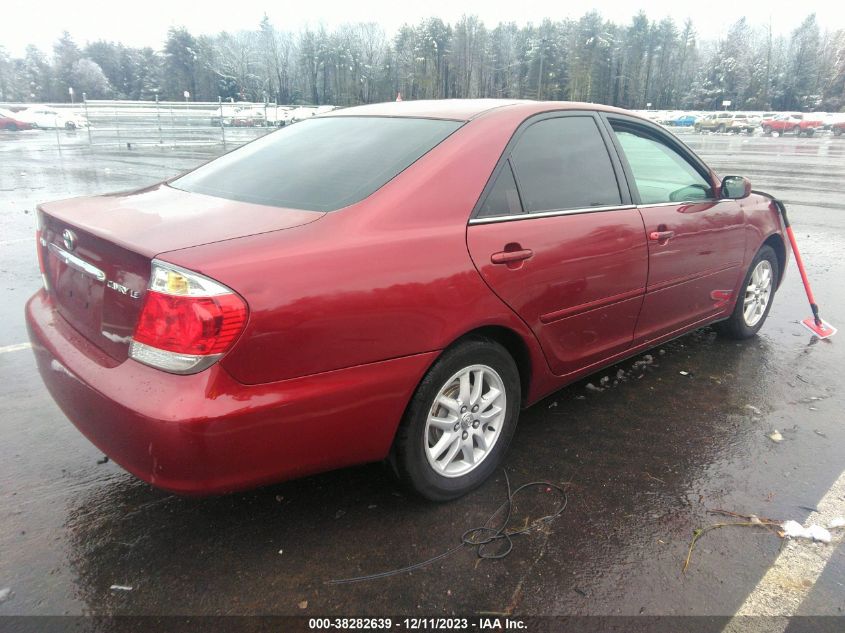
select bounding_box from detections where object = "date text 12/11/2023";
[307,617,527,630]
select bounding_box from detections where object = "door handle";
[649,230,675,242]
[491,249,534,264]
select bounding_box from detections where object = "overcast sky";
[4,0,845,56]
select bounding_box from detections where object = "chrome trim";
[48,242,106,282]
[637,199,721,208]
[469,205,636,225]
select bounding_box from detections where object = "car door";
[466,112,649,376]
[35,109,52,127]
[603,115,746,342]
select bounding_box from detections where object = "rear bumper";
[26,290,436,495]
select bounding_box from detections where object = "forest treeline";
[1,12,843,111]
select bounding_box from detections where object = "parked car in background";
[833,121,845,137]
[676,114,699,126]
[694,112,753,133]
[17,107,89,130]
[761,114,802,135]
[26,100,788,500]
[655,112,679,125]
[744,113,763,128]
[264,106,296,127]
[209,103,244,126]
[228,107,266,127]
[666,113,699,127]
[795,114,824,136]
[0,108,33,131]
[725,113,756,133]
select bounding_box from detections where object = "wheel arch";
[761,232,787,287]
[452,325,533,400]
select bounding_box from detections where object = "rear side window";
[171,117,462,211]
[478,161,522,218]
[509,116,622,213]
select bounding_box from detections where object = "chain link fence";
[1,99,328,150]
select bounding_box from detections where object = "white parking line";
[722,469,845,631]
[0,342,32,354]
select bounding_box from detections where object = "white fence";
[1,100,329,149]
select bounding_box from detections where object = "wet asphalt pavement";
[0,127,844,622]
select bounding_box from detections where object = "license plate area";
[48,244,106,338]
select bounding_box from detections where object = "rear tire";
[393,338,521,501]
[762,125,772,135]
[805,128,815,137]
[717,124,726,133]
[716,245,779,340]
[835,128,843,137]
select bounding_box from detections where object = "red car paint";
[761,113,823,135]
[797,115,824,133]
[26,100,789,494]
[0,109,32,131]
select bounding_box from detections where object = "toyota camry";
[26,99,788,500]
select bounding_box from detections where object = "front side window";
[611,123,713,205]
[172,116,462,212]
[508,116,622,213]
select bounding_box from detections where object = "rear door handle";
[649,230,675,242]
[491,249,534,264]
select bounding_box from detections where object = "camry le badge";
[106,280,142,299]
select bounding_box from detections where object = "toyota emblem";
[62,229,77,252]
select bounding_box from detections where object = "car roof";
[323,99,646,122]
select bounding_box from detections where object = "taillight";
[129,260,248,374]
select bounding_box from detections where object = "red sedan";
[26,100,788,499]
[0,108,33,131]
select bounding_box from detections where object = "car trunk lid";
[39,184,324,360]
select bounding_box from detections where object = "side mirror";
[721,175,752,199]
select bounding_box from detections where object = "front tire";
[716,245,779,339]
[393,338,521,501]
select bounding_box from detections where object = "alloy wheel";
[424,364,507,478]
[743,260,773,327]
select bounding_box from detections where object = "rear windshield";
[171,116,462,211]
